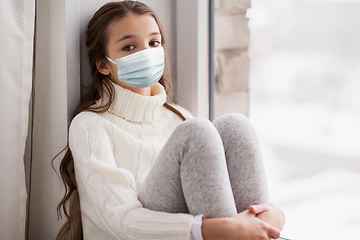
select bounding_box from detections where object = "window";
[247,0,360,239]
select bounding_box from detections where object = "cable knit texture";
[69,82,193,240]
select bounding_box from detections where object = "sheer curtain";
[0,0,35,239]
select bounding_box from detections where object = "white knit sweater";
[69,82,194,240]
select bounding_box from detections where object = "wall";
[214,0,251,117]
[26,0,77,238]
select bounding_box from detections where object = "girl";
[56,1,285,239]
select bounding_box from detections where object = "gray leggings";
[139,113,269,218]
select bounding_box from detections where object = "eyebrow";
[116,32,161,42]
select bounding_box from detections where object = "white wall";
[27,0,75,238]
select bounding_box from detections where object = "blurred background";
[246,0,360,239]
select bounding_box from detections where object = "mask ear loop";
[106,56,115,63]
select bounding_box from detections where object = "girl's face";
[99,14,162,95]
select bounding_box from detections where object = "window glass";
[247,0,360,239]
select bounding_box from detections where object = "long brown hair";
[54,0,186,219]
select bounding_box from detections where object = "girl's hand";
[202,210,280,240]
[249,204,285,231]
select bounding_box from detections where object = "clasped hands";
[202,204,285,240]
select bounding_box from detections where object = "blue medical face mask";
[107,47,165,88]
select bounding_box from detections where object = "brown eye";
[123,45,135,51]
[149,41,160,47]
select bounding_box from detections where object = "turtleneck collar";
[99,82,167,123]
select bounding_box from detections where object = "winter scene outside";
[247,0,360,239]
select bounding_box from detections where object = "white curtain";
[0,0,35,239]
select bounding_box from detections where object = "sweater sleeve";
[69,114,194,240]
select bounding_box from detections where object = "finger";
[249,204,270,214]
[266,223,280,239]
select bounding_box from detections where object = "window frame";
[176,0,209,118]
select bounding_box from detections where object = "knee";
[213,113,256,136]
[214,113,251,127]
[175,117,217,139]
[180,117,213,131]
